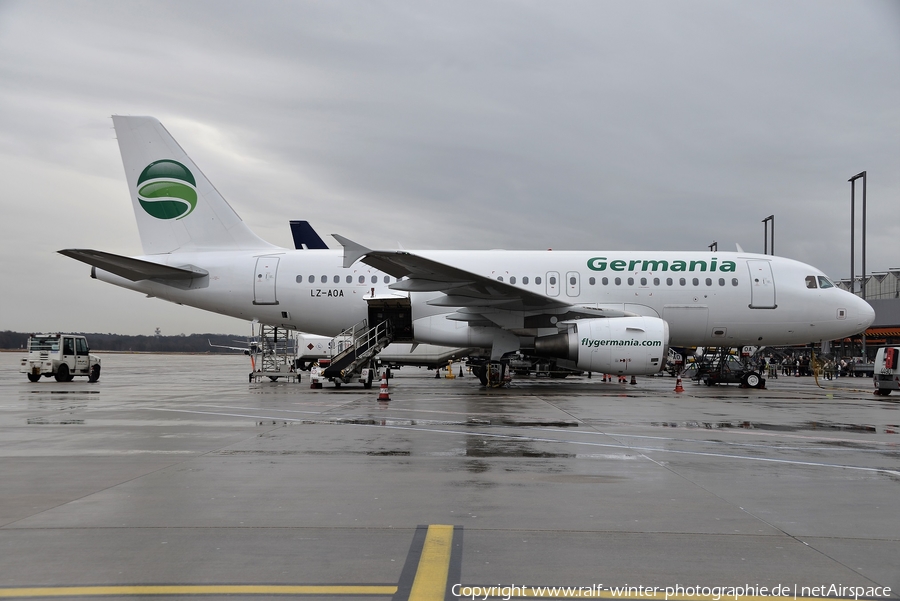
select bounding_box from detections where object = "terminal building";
[837,269,900,350]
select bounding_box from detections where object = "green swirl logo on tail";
[137,160,197,220]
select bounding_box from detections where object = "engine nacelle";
[533,316,669,375]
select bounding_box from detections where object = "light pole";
[762,215,774,255]
[849,171,867,355]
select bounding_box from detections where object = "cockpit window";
[817,276,834,289]
[805,276,817,289]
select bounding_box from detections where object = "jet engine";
[533,316,669,375]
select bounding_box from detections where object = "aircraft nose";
[857,297,876,329]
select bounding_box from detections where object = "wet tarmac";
[0,352,898,600]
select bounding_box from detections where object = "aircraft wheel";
[874,388,892,396]
[472,365,488,386]
[27,373,40,383]
[55,364,70,382]
[88,365,101,383]
[744,372,761,388]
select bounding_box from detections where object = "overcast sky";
[1,0,898,336]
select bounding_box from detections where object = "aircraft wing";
[208,340,251,354]
[59,249,208,282]
[332,235,630,319]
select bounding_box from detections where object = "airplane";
[59,116,875,386]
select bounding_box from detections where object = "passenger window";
[510,276,517,284]
[536,276,542,285]
[371,276,378,284]
[321,275,327,283]
[334,275,340,284]
[653,278,660,286]
[296,275,303,283]
[549,276,556,285]
[359,275,365,284]
[692,278,699,286]
[732,278,739,286]
[627,277,634,285]
[666,278,673,286]
[705,278,712,286]
[641,277,648,286]
[602,277,609,285]
[679,278,686,286]
[385,276,391,284]
[346,275,352,284]
[588,277,595,285]
[497,276,504,282]
[818,276,834,289]
[570,276,576,285]
[615,277,622,286]
[718,278,725,286]
[806,275,817,289]
[523,276,529,285]
[308,275,315,283]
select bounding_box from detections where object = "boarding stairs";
[322,319,393,379]
[251,325,298,382]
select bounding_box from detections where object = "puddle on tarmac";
[648,420,896,435]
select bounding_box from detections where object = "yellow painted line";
[0,584,396,598]
[408,524,454,601]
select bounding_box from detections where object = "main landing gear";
[470,360,512,388]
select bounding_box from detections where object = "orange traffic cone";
[674,377,685,393]
[377,372,391,401]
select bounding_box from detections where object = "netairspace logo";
[137,159,197,220]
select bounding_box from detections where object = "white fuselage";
[94,248,873,348]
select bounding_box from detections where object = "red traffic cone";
[674,377,685,393]
[377,372,391,401]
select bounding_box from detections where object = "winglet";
[331,234,371,268]
[735,243,745,252]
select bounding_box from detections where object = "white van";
[873,347,900,396]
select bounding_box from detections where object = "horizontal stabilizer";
[58,249,208,282]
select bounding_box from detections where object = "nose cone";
[857,296,876,330]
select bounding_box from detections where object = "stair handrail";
[329,319,393,365]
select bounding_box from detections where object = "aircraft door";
[747,260,776,309]
[368,297,413,342]
[253,256,280,305]
[565,271,580,297]
[546,272,560,297]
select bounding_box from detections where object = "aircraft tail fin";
[289,220,329,250]
[112,116,277,255]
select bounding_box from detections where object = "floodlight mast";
[762,215,774,255]
[849,171,867,355]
